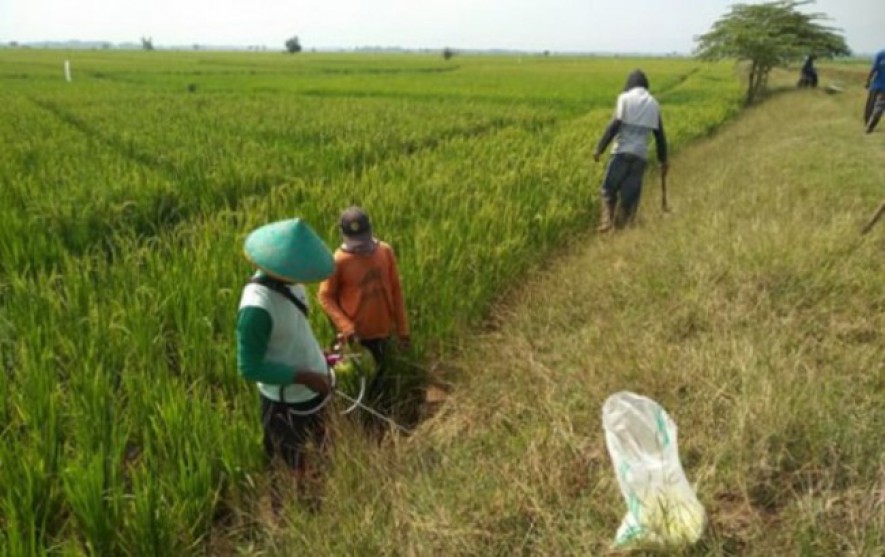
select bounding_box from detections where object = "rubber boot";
[597,199,617,233]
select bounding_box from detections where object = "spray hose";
[282,347,413,434]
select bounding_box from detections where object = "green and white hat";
[243,218,334,283]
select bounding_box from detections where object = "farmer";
[865,49,885,133]
[318,206,410,431]
[236,217,335,503]
[593,69,668,231]
[799,55,818,88]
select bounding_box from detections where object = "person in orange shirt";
[318,207,410,424]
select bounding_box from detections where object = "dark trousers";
[260,395,326,471]
[359,337,398,434]
[360,338,393,403]
[601,153,648,224]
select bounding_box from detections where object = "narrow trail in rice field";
[401,72,885,554]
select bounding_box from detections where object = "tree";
[285,36,302,54]
[442,47,455,61]
[695,0,849,104]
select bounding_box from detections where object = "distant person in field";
[865,49,885,133]
[593,69,669,231]
[799,55,818,88]
[318,207,410,432]
[236,217,334,506]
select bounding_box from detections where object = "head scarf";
[624,70,650,92]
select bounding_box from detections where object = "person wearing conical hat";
[236,217,334,499]
[593,69,669,231]
[318,207,410,436]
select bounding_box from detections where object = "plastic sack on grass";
[602,391,705,549]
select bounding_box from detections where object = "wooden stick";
[861,200,885,235]
[660,167,669,212]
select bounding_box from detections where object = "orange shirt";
[318,241,409,341]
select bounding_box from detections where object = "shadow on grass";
[363,351,452,436]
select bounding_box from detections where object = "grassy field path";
[264,75,884,556]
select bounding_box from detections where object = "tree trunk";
[746,61,758,104]
[746,62,773,104]
[756,66,767,100]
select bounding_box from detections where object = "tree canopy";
[285,36,302,54]
[695,0,850,103]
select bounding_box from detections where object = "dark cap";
[340,206,372,236]
[339,206,376,253]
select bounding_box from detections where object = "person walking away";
[318,207,410,433]
[865,49,885,133]
[593,70,669,231]
[236,217,335,509]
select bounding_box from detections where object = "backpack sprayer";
[284,341,412,434]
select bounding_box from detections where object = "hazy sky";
[1,0,881,54]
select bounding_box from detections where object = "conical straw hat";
[244,218,334,283]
